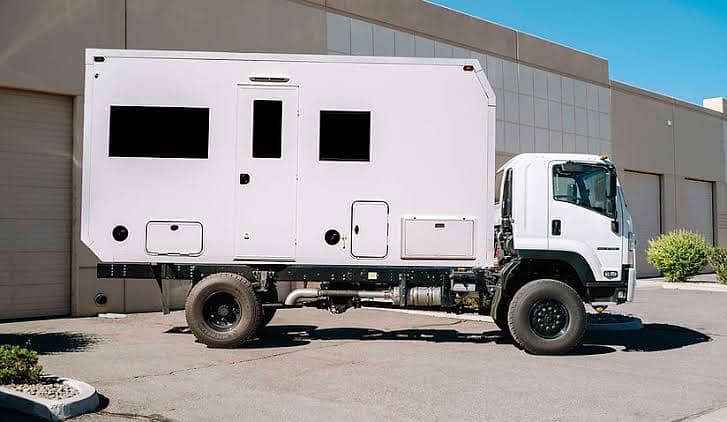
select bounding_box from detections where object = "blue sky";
[429,0,727,105]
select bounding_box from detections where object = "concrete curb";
[0,376,99,421]
[662,282,727,293]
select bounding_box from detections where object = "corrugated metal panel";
[0,88,72,319]
[622,171,661,278]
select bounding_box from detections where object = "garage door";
[0,88,72,319]
[621,171,661,277]
[680,179,714,246]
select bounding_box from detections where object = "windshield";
[553,163,612,217]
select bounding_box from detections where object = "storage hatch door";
[351,201,389,258]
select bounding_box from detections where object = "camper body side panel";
[81,50,494,269]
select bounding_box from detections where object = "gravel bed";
[4,379,79,401]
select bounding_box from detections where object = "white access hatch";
[401,218,476,259]
[146,221,203,256]
[351,201,389,258]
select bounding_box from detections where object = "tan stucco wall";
[673,106,724,182]
[126,0,326,54]
[612,82,725,245]
[0,0,124,95]
[611,88,675,175]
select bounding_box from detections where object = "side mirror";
[606,170,617,199]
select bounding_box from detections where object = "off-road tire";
[507,279,586,355]
[185,272,262,348]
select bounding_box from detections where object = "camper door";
[234,85,299,260]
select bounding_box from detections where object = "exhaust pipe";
[284,287,440,306]
[284,289,391,306]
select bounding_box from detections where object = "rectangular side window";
[553,163,611,217]
[319,110,371,161]
[252,100,282,159]
[109,106,209,158]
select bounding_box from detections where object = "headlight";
[627,232,636,266]
[628,232,636,251]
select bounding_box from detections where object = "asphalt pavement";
[1,279,726,421]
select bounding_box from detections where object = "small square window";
[319,110,371,161]
[252,100,282,159]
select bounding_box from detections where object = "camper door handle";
[239,173,251,185]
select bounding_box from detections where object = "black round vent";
[112,225,128,242]
[94,293,108,306]
[325,229,341,245]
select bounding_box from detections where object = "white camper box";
[82,49,496,268]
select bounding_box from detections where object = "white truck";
[82,49,635,355]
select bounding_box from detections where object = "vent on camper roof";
[249,76,290,83]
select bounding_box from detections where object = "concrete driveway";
[1,281,725,421]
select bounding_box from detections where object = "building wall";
[0,0,125,95]
[326,11,613,159]
[612,82,726,252]
[0,0,725,317]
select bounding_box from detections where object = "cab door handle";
[552,219,561,236]
[239,173,251,185]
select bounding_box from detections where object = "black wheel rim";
[529,299,570,339]
[202,292,241,332]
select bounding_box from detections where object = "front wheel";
[185,272,262,348]
[507,279,586,355]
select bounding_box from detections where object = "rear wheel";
[185,272,262,348]
[507,279,585,355]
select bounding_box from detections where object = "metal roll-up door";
[622,171,661,277]
[681,179,714,246]
[0,88,72,319]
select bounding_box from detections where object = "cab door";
[548,161,622,281]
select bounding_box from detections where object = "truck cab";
[490,153,635,352]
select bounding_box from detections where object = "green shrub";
[646,230,708,282]
[707,247,727,284]
[0,345,43,384]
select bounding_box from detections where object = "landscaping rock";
[0,376,98,421]
[6,378,78,401]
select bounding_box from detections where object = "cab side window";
[553,164,610,216]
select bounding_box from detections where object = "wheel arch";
[491,250,593,320]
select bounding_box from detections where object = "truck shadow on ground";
[166,322,711,355]
[0,332,99,354]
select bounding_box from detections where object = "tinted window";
[553,164,610,216]
[319,111,371,161]
[109,106,209,158]
[252,100,282,158]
